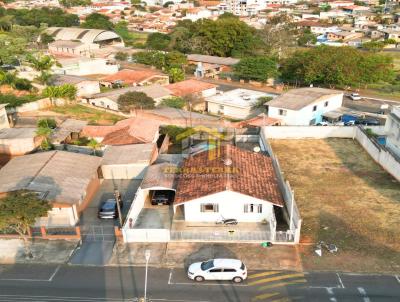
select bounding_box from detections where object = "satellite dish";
[253,146,261,153]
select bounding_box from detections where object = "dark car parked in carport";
[98,198,123,219]
[151,191,174,205]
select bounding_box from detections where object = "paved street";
[0,264,399,302]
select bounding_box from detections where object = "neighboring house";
[326,31,363,42]
[219,0,267,16]
[101,143,158,179]
[206,89,277,119]
[81,117,160,146]
[187,54,239,78]
[50,119,88,145]
[382,29,400,42]
[0,104,10,129]
[385,106,400,158]
[296,21,340,35]
[173,144,284,223]
[0,151,101,227]
[166,79,217,98]
[0,128,40,155]
[54,57,119,76]
[51,75,100,98]
[183,7,212,21]
[86,84,171,110]
[266,87,343,125]
[101,69,169,87]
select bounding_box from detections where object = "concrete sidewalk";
[0,238,78,264]
[108,242,302,271]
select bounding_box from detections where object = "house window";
[201,203,219,212]
[244,204,262,213]
[312,105,317,112]
[219,105,224,110]
[278,109,287,116]
[324,101,328,107]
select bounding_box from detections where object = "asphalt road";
[0,264,399,302]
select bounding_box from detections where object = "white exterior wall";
[207,101,252,119]
[385,106,400,157]
[0,107,9,129]
[57,59,119,76]
[34,206,77,227]
[88,97,119,111]
[101,164,149,179]
[178,191,274,223]
[268,93,343,125]
[76,81,100,97]
[201,87,217,98]
[261,125,355,139]
[0,138,38,155]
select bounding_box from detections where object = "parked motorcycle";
[216,217,238,225]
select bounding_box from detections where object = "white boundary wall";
[262,126,400,182]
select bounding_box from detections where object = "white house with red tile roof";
[173,145,284,223]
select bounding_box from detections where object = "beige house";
[0,151,101,227]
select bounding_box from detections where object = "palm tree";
[26,54,58,85]
[43,84,77,106]
[88,139,101,156]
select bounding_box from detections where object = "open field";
[48,105,124,125]
[271,138,400,273]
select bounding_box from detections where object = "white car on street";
[349,93,361,100]
[187,259,247,283]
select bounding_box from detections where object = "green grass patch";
[49,105,124,125]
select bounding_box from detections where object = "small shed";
[101,143,157,179]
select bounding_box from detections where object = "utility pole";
[144,250,151,302]
[114,189,123,227]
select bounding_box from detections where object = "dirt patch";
[271,138,400,273]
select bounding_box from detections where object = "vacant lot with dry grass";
[271,138,400,273]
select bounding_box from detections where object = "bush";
[160,97,185,109]
[114,52,128,61]
[0,94,40,108]
[37,118,57,129]
[160,125,193,143]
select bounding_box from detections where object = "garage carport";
[141,162,177,204]
[122,163,178,242]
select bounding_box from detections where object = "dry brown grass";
[271,138,400,273]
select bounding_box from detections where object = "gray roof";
[141,162,177,190]
[0,128,36,140]
[102,143,155,165]
[92,84,171,102]
[187,54,240,66]
[44,27,121,45]
[51,74,92,86]
[0,151,101,205]
[51,119,88,143]
[267,88,343,111]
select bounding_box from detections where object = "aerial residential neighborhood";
[0,0,399,301]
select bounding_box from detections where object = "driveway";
[70,179,141,265]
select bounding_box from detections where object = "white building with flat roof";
[266,87,343,125]
[206,88,277,119]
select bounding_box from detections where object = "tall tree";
[26,54,58,85]
[117,91,155,113]
[43,84,77,105]
[168,67,185,83]
[280,46,395,87]
[0,190,51,258]
[81,13,113,30]
[146,32,171,50]
[233,57,278,81]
